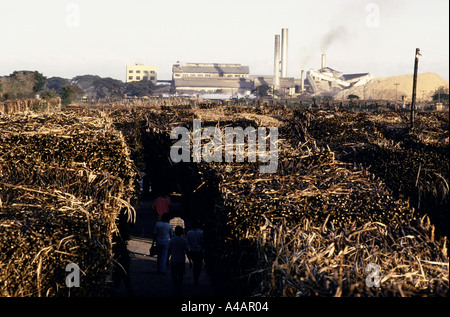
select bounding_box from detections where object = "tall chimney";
[281,28,288,78]
[273,34,281,91]
[300,70,305,93]
[321,54,326,69]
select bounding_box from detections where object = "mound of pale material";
[335,72,449,101]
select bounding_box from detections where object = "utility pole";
[421,90,425,110]
[411,48,421,130]
[394,83,399,109]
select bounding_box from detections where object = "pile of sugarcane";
[0,98,61,115]
[1,99,447,297]
[196,146,447,296]
[284,108,449,237]
[168,104,448,297]
[0,112,136,296]
[66,102,448,297]
[254,215,447,297]
[215,152,416,238]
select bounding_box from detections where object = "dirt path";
[115,197,217,297]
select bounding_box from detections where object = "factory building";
[253,28,296,98]
[252,76,296,97]
[172,62,254,97]
[304,54,373,95]
[126,63,157,84]
[168,29,372,99]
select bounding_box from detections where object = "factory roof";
[319,67,344,78]
[173,63,249,75]
[342,73,371,81]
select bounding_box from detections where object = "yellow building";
[126,63,157,84]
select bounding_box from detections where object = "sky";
[1,0,449,82]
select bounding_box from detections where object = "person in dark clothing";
[111,235,133,296]
[169,226,189,294]
[111,210,133,296]
[186,219,204,286]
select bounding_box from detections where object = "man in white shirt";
[153,213,173,274]
[170,211,185,236]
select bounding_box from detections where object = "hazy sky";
[1,0,449,82]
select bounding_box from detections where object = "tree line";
[1,71,155,105]
[42,75,155,105]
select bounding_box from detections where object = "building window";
[129,70,133,73]
[128,76,133,80]
[151,71,155,74]
[136,70,141,73]
[136,76,140,80]
[150,76,155,80]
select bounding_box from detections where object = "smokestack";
[321,54,326,69]
[274,34,280,91]
[300,70,305,93]
[281,28,288,78]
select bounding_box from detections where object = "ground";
[115,197,217,297]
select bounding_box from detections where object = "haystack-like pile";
[1,99,448,297]
[0,112,136,296]
[173,105,449,297]
[334,72,449,101]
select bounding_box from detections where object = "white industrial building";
[169,29,372,99]
[303,54,373,96]
[172,63,254,97]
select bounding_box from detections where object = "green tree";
[124,78,154,97]
[60,84,80,106]
[46,77,70,94]
[40,90,59,100]
[32,71,47,93]
[432,86,449,102]
[347,94,360,101]
[93,77,124,99]
[253,85,270,98]
[71,75,101,91]
[2,71,47,99]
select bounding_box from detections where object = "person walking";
[152,192,171,222]
[169,226,190,295]
[186,219,204,286]
[152,213,173,274]
[169,211,185,236]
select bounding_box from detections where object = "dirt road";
[115,198,217,297]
